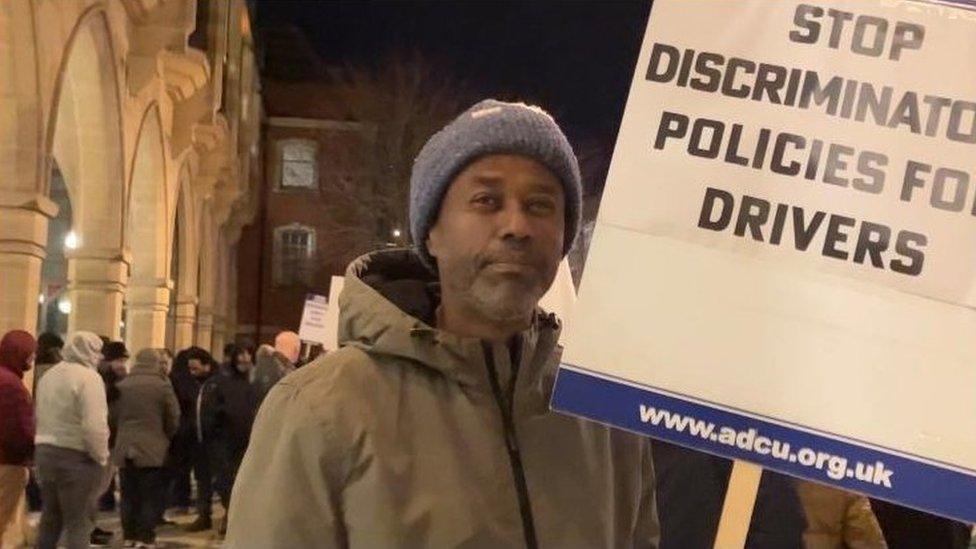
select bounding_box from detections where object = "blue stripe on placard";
[551,364,976,523]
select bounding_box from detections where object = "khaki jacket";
[112,362,180,468]
[226,249,659,548]
[796,480,887,549]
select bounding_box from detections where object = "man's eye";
[472,194,499,208]
[527,199,556,215]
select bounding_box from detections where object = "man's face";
[237,349,253,366]
[427,154,565,325]
[109,358,127,376]
[188,358,210,378]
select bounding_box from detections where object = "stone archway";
[124,105,169,351]
[48,8,127,339]
[167,164,200,351]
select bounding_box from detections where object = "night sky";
[255,1,653,189]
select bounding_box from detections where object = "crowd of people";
[0,328,303,549]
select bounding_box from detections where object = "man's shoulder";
[71,363,102,384]
[0,368,27,395]
[280,346,384,392]
[269,347,389,420]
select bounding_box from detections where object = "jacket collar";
[338,248,562,392]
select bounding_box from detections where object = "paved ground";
[24,508,225,548]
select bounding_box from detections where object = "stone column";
[66,248,130,340]
[173,295,198,350]
[0,195,56,335]
[0,195,54,549]
[125,278,172,351]
[211,313,226,357]
[195,305,213,352]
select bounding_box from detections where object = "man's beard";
[467,274,540,324]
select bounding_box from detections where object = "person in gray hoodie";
[34,331,109,549]
[112,348,180,546]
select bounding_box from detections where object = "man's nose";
[498,202,533,242]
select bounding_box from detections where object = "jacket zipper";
[482,342,538,549]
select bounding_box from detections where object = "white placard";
[297,294,329,346]
[551,0,976,522]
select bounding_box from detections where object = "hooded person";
[34,331,110,549]
[226,99,659,548]
[113,348,180,546]
[0,330,37,541]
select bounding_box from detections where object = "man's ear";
[426,227,439,259]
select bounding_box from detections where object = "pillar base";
[66,248,130,340]
[125,278,173,351]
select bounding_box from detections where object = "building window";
[279,139,318,189]
[273,224,316,286]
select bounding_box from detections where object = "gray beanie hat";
[409,99,583,271]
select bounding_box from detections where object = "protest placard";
[552,0,976,523]
[298,294,329,346]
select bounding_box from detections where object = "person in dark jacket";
[198,344,256,536]
[158,348,197,523]
[871,499,972,549]
[31,332,63,397]
[183,348,218,533]
[652,440,806,548]
[27,333,64,512]
[113,348,180,546]
[90,340,128,544]
[0,330,37,541]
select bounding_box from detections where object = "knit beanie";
[409,99,583,271]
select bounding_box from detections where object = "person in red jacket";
[0,329,37,540]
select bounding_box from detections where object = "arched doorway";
[123,106,169,351]
[48,9,127,339]
[166,166,199,351]
[36,164,74,337]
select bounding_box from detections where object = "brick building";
[235,78,375,343]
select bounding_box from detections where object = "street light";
[64,231,79,250]
[392,228,402,239]
[57,296,71,315]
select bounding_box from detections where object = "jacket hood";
[62,331,104,370]
[130,348,168,378]
[0,330,37,378]
[337,248,561,387]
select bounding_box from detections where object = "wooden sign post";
[713,461,763,549]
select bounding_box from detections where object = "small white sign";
[298,294,329,346]
[321,276,345,350]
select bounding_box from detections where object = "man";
[90,340,128,544]
[181,348,216,533]
[0,330,36,541]
[113,348,180,546]
[27,333,62,513]
[251,331,299,405]
[199,344,257,537]
[34,332,110,549]
[227,99,659,548]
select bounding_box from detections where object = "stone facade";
[0,0,261,358]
